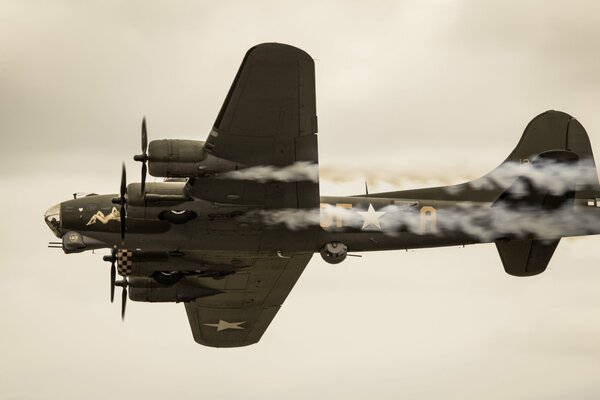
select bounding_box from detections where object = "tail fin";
[504,111,594,162]
[499,110,599,198]
[379,110,600,202]
[477,110,600,201]
[490,112,599,277]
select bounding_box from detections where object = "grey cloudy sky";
[2,1,600,399]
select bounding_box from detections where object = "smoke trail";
[246,203,600,243]
[220,161,471,186]
[318,165,469,188]
[221,158,598,198]
[459,158,598,196]
[220,161,319,183]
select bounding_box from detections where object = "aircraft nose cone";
[44,203,61,238]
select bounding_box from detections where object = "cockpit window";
[44,204,61,237]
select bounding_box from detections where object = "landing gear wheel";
[320,242,348,264]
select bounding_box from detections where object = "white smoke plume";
[248,204,600,243]
[220,161,319,182]
[454,158,599,196]
[220,161,469,186]
[221,158,599,198]
[318,165,470,189]
[238,156,600,241]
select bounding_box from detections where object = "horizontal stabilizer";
[495,239,560,276]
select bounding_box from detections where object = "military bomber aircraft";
[44,43,600,347]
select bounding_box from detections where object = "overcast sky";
[2,1,600,399]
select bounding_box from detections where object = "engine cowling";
[320,242,348,264]
[115,250,195,276]
[126,181,189,208]
[148,139,206,178]
[128,276,220,302]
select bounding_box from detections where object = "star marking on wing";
[203,320,246,332]
[357,203,386,230]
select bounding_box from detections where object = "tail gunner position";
[44,43,600,347]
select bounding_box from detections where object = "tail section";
[492,149,578,210]
[498,110,600,199]
[470,110,600,201]
[489,112,597,276]
[371,110,600,277]
[492,149,578,276]
[504,111,593,161]
[376,110,600,202]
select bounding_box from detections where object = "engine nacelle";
[320,242,348,264]
[148,139,207,178]
[126,181,189,208]
[128,276,220,302]
[115,250,202,276]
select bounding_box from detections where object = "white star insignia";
[203,320,246,332]
[357,203,385,230]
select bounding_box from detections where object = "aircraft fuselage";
[47,191,600,262]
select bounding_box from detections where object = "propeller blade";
[133,118,149,197]
[118,162,127,243]
[121,285,127,320]
[104,247,118,303]
[141,162,147,196]
[120,162,127,200]
[141,117,148,154]
[120,206,126,243]
[110,264,116,303]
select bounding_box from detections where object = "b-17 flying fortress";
[45,43,600,347]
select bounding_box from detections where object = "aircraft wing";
[190,43,319,209]
[206,42,318,167]
[184,253,312,347]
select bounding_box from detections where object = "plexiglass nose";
[44,203,61,238]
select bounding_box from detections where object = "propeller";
[111,162,127,243]
[133,117,149,196]
[103,248,118,303]
[115,278,128,320]
[105,119,151,319]
[103,248,128,319]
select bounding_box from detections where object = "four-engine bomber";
[45,43,600,347]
